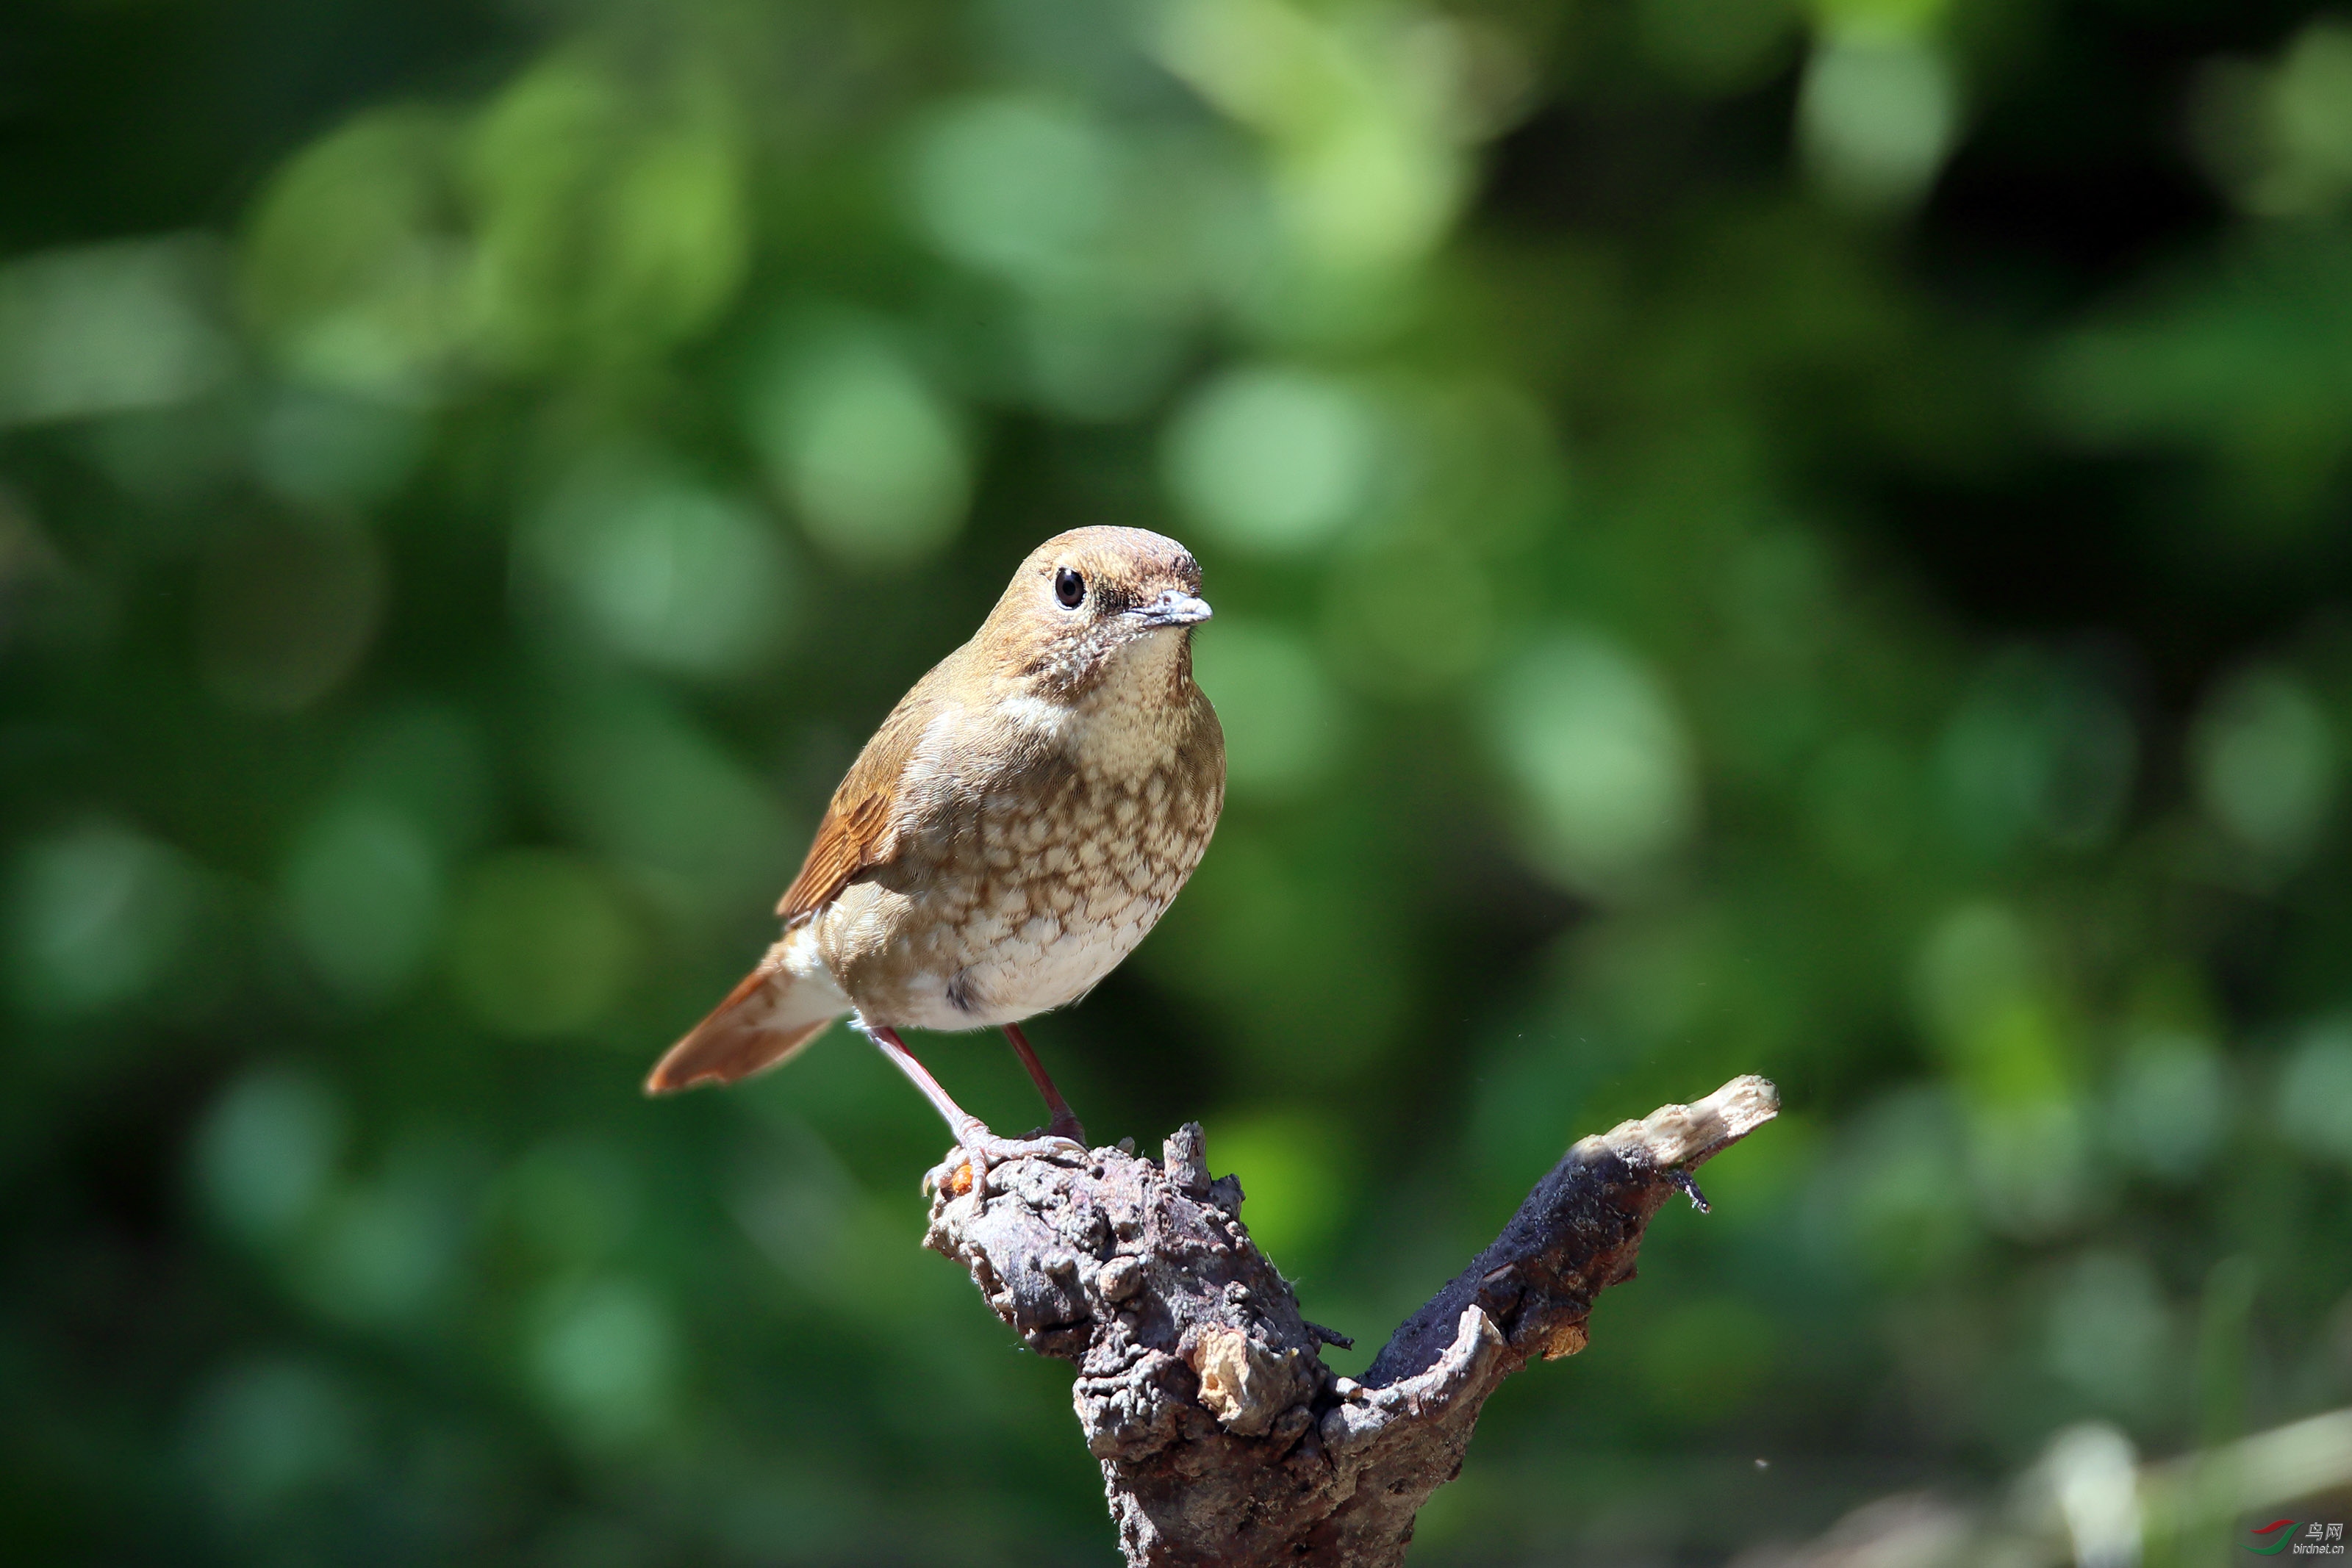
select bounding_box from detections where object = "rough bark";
[921,1073,1780,1567]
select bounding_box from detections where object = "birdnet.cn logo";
[2245,1519,2346,1555]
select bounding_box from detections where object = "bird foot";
[922,1128,1089,1201]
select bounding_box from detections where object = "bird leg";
[1001,1021,1086,1146]
[854,1019,1083,1204]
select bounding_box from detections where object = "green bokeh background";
[7,0,2352,1560]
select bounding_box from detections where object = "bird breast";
[814,648,1223,1032]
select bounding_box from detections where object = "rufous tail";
[644,968,836,1094]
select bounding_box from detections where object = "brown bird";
[645,526,1224,1189]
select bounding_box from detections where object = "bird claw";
[1009,1131,1090,1160]
[921,1130,1089,1201]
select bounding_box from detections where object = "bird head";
[980,527,1211,699]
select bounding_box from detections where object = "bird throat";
[1022,627,1197,786]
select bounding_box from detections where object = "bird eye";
[1054,567,1086,608]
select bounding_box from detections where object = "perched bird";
[645,526,1224,1188]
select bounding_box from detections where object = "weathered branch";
[922,1073,1780,1567]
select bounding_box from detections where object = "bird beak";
[1130,590,1213,628]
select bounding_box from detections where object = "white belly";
[817,872,1172,1032]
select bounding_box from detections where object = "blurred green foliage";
[5,0,2352,1561]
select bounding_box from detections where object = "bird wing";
[774,666,953,924]
[774,787,895,923]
